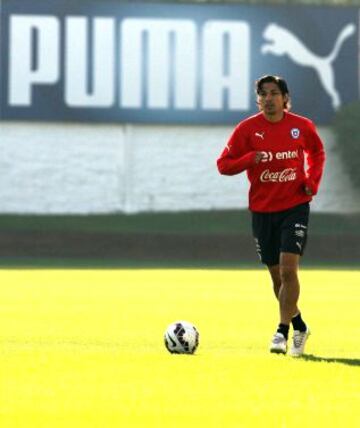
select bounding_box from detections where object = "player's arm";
[217,125,261,176]
[303,121,326,196]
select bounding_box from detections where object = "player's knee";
[279,265,297,284]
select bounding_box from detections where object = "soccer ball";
[164,321,199,354]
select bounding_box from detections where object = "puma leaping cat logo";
[261,23,356,109]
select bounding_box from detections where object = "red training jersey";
[217,111,326,212]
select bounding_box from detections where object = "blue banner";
[0,0,358,124]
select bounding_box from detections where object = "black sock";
[277,323,289,340]
[292,313,307,332]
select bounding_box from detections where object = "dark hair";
[255,75,291,110]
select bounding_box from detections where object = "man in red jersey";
[217,75,325,356]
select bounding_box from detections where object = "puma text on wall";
[0,1,358,124]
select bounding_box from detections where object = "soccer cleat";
[270,332,287,354]
[290,328,310,357]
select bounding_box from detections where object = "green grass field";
[1,269,360,427]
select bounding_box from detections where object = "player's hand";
[254,151,265,164]
[304,186,313,196]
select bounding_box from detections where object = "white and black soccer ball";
[164,321,199,354]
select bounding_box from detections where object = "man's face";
[257,82,288,117]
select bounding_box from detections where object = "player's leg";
[267,264,281,298]
[267,263,301,317]
[267,263,288,354]
[279,251,310,357]
[278,252,300,325]
[268,261,303,354]
[268,262,305,341]
[279,203,311,356]
[252,212,288,354]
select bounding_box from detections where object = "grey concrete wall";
[0,122,358,213]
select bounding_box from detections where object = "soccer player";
[217,75,325,356]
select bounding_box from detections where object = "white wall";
[0,121,358,213]
[0,123,124,213]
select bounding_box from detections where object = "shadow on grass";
[302,354,360,367]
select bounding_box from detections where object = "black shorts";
[251,202,310,267]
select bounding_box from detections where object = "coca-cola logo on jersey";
[260,168,297,182]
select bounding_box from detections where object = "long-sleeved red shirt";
[217,111,326,212]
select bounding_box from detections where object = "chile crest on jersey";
[291,128,300,139]
[249,120,305,166]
